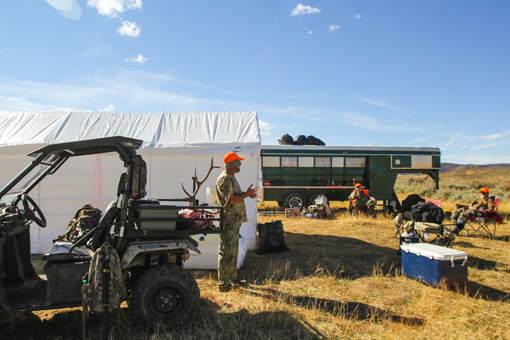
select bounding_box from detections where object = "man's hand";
[246,184,259,199]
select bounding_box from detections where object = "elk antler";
[181,157,220,203]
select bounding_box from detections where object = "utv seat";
[42,241,94,263]
[43,200,119,262]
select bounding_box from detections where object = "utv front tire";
[130,265,199,329]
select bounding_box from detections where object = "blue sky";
[1,1,509,164]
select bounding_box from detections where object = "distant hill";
[441,162,510,173]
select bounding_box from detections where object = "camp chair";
[407,201,454,247]
[464,197,502,239]
[393,211,413,237]
[425,199,442,207]
[411,221,453,248]
[393,195,427,237]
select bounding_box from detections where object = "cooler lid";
[401,243,468,260]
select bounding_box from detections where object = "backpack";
[256,220,290,254]
[130,154,147,199]
[278,134,294,145]
[412,201,444,224]
[305,135,325,146]
[401,194,425,212]
[56,204,102,243]
[293,135,306,145]
[82,242,127,313]
[312,194,332,216]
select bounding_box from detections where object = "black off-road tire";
[129,265,199,329]
[284,193,306,209]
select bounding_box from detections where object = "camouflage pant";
[353,197,376,208]
[353,197,376,216]
[218,219,240,287]
[451,206,476,222]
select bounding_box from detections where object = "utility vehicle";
[0,136,222,328]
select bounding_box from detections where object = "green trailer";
[260,145,441,210]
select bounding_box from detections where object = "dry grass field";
[1,211,509,340]
[1,166,509,339]
[395,166,510,214]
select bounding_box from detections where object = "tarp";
[0,111,261,256]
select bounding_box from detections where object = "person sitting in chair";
[349,183,376,216]
[449,187,496,234]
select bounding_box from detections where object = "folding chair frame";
[462,196,499,239]
[411,221,455,248]
[464,217,497,239]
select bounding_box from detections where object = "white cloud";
[307,30,315,35]
[278,91,329,99]
[87,0,142,18]
[362,98,403,112]
[328,25,340,32]
[99,104,115,112]
[290,4,321,16]
[125,54,147,63]
[117,21,141,37]
[258,120,274,135]
[0,72,230,113]
[354,13,362,20]
[482,133,502,140]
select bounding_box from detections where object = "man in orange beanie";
[215,152,258,292]
[450,187,496,234]
[348,183,376,217]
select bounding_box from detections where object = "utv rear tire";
[130,265,199,329]
[284,193,306,209]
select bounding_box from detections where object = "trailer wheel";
[284,193,306,209]
[308,193,327,206]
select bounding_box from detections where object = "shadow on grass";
[457,234,509,242]
[241,231,510,303]
[192,299,325,339]
[241,232,401,282]
[468,256,509,272]
[0,299,325,340]
[495,235,510,242]
[0,309,103,340]
[243,287,424,326]
[452,240,489,249]
[466,281,510,301]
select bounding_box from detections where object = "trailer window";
[315,157,331,167]
[281,156,298,167]
[299,157,314,167]
[262,157,280,167]
[412,155,432,168]
[332,157,344,167]
[345,157,365,167]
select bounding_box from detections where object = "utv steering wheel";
[13,194,47,228]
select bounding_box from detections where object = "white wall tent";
[0,111,261,262]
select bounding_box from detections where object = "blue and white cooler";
[401,243,468,288]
